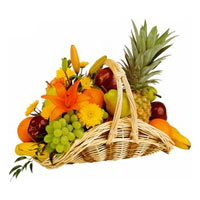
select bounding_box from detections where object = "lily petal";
[50,107,66,121]
[41,95,66,110]
[54,82,66,98]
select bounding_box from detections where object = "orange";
[17,117,33,142]
[149,118,172,137]
[83,88,104,108]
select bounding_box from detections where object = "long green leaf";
[139,28,146,53]
[9,165,21,175]
[14,169,21,179]
[131,20,139,44]
[15,156,27,162]
[156,29,170,45]
[152,45,172,60]
[147,26,158,49]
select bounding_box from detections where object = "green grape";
[59,118,67,127]
[72,121,81,129]
[60,136,69,145]
[56,144,64,153]
[54,129,62,137]
[45,144,54,153]
[52,137,60,144]
[103,111,109,119]
[80,122,84,127]
[44,134,53,143]
[62,127,69,136]
[71,114,78,122]
[53,121,61,129]
[50,142,57,149]
[64,142,71,152]
[49,121,54,126]
[67,124,73,132]
[80,127,85,132]
[45,125,54,134]
[73,129,84,139]
[68,110,74,116]
[64,114,70,123]
[48,132,54,137]
[68,132,75,142]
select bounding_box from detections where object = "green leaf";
[152,45,172,60]
[124,46,133,60]
[156,30,176,44]
[143,20,147,38]
[149,44,167,61]
[141,62,161,76]
[140,70,162,83]
[30,163,33,173]
[139,28,146,53]
[156,29,170,45]
[130,32,138,57]
[121,59,129,69]
[131,20,139,44]
[9,165,22,175]
[13,169,21,179]
[49,152,55,165]
[23,161,31,170]
[143,50,152,66]
[147,26,158,49]
[135,54,144,69]
[15,156,27,162]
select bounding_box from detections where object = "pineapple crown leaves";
[121,20,176,91]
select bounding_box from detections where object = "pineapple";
[121,20,175,122]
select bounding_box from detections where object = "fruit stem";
[64,71,71,86]
[155,94,162,98]
[46,81,52,87]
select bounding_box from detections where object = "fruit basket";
[40,59,173,168]
[10,20,191,178]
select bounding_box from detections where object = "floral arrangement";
[10,21,191,180]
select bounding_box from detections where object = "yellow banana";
[171,127,191,150]
[70,45,80,74]
[15,142,49,161]
[89,55,107,75]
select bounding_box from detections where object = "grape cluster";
[44,111,85,154]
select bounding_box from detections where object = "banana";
[171,127,191,150]
[89,55,107,75]
[15,142,49,161]
[70,45,80,74]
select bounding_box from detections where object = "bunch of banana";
[89,55,107,75]
[171,127,191,150]
[15,142,49,161]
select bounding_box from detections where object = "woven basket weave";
[40,59,174,169]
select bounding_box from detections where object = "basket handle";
[104,59,138,145]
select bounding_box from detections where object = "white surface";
[1,0,198,199]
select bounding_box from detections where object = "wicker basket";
[40,59,174,169]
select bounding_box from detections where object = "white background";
[1,0,199,199]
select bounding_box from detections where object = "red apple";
[28,115,48,142]
[150,101,167,120]
[95,68,117,92]
[106,116,113,122]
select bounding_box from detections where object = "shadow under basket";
[39,59,174,169]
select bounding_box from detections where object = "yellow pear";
[104,89,131,117]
